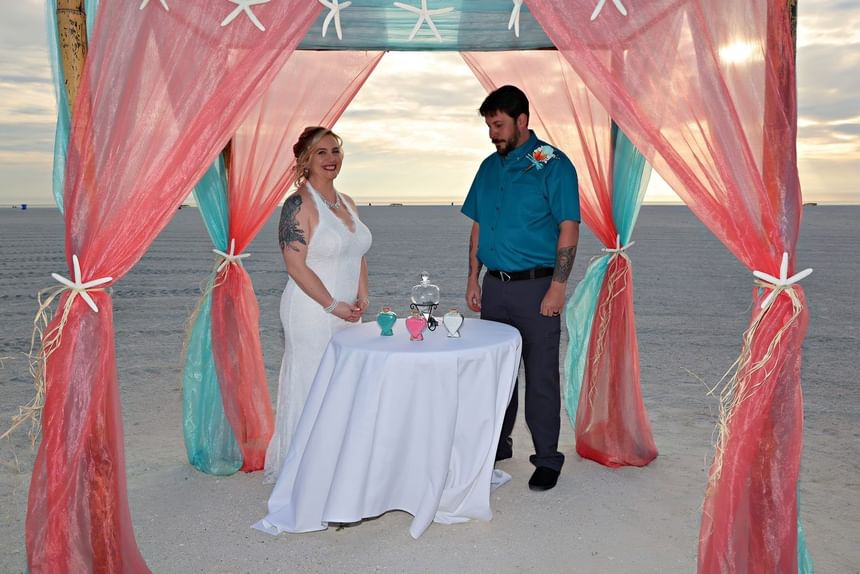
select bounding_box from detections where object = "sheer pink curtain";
[526,0,807,570]
[463,51,612,240]
[462,51,657,467]
[29,2,322,571]
[210,50,384,471]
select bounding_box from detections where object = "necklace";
[310,183,341,210]
[320,192,341,210]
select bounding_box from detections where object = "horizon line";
[6,201,858,209]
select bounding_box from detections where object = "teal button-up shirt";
[461,131,580,272]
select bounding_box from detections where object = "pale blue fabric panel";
[298,0,553,51]
[564,255,610,428]
[193,155,229,251]
[797,487,814,573]
[181,288,243,475]
[611,125,651,246]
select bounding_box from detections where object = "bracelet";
[358,296,369,306]
[322,299,338,314]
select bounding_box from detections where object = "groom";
[461,85,580,491]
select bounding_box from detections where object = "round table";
[255,318,522,538]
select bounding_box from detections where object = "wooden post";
[789,0,798,59]
[222,139,233,177]
[56,0,88,114]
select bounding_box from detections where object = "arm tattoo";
[553,245,577,283]
[278,195,307,252]
[468,234,483,277]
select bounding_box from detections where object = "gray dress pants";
[480,273,565,472]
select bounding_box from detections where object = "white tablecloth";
[254,318,521,538]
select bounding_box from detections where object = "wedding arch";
[29,1,809,572]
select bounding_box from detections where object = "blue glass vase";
[376,306,397,336]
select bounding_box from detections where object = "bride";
[264,126,372,482]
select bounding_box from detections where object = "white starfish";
[221,0,270,32]
[752,252,813,310]
[139,0,169,10]
[51,254,113,313]
[213,238,251,272]
[393,0,455,42]
[319,0,351,40]
[601,234,635,255]
[508,0,523,38]
[590,0,628,21]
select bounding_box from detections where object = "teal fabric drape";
[47,0,99,213]
[194,155,229,250]
[182,155,243,475]
[797,487,814,573]
[564,125,650,427]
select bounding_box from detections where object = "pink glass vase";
[405,311,428,341]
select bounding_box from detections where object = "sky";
[0,1,858,206]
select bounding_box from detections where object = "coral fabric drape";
[29,1,322,571]
[526,0,809,570]
[462,51,656,467]
[206,50,383,472]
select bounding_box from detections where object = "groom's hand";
[466,279,482,313]
[539,282,566,317]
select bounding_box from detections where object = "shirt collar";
[499,130,539,164]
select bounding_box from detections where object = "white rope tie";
[50,254,113,313]
[752,251,813,310]
[213,238,251,272]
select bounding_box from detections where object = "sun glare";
[718,41,758,65]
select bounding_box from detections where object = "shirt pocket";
[509,177,550,224]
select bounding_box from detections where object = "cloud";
[798,156,860,203]
[797,44,860,123]
[0,122,55,154]
[1,0,48,52]
[336,52,490,161]
[797,0,860,46]
[832,122,860,136]
[795,9,860,186]
[0,45,55,131]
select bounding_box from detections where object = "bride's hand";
[332,301,362,323]
[355,296,370,315]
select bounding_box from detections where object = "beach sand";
[1,205,857,573]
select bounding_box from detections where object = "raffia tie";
[586,235,635,407]
[178,238,249,375]
[1,255,112,444]
[706,252,813,492]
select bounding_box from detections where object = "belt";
[487,267,554,282]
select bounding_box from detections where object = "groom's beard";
[494,127,522,157]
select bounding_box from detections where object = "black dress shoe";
[495,438,513,462]
[528,467,560,491]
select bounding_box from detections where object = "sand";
[1,205,857,573]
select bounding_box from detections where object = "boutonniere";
[524,145,556,172]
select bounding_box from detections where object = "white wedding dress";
[264,184,372,483]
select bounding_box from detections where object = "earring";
[303,167,310,176]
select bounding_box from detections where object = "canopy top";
[297,0,555,51]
